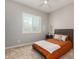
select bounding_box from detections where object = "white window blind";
[23,13,41,33]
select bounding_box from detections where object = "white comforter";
[34,40,61,53]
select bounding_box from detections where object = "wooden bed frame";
[32,29,73,59]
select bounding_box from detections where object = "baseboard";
[5,41,35,50]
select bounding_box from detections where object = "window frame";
[22,12,42,34]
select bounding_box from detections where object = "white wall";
[49,3,74,33]
[5,0,74,48]
[5,0,49,47]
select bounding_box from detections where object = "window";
[22,13,41,33]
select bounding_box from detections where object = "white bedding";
[34,40,61,53]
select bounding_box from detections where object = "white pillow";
[54,34,62,41]
[61,35,67,41]
[54,34,67,41]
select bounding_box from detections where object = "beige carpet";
[5,45,74,59]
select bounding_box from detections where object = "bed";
[32,29,73,59]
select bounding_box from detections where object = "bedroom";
[5,0,74,59]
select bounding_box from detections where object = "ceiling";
[11,0,73,13]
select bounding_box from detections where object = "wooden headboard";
[54,29,74,44]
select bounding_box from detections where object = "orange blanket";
[32,39,72,59]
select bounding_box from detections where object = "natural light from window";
[22,12,41,33]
